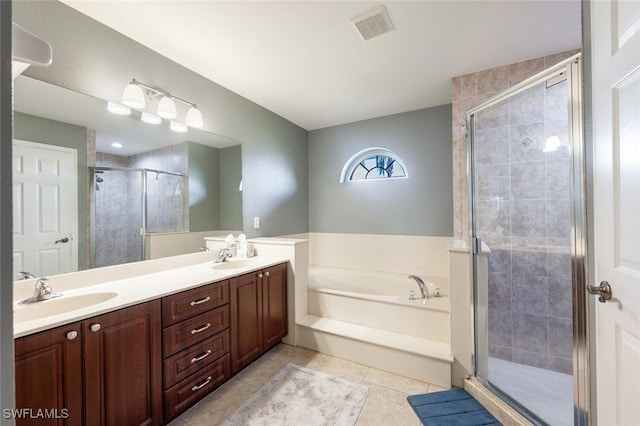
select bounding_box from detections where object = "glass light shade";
[185,106,203,128]
[141,112,162,124]
[157,96,177,119]
[107,101,131,115]
[122,83,145,109]
[169,121,188,133]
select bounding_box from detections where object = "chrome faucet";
[33,277,54,301]
[215,248,233,263]
[17,271,36,280]
[19,277,63,305]
[408,275,428,299]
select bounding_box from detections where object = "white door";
[13,140,78,280]
[591,0,640,424]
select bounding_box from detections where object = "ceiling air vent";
[351,6,395,42]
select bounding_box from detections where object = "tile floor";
[167,344,446,425]
[488,357,573,426]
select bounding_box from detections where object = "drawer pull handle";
[265,271,270,277]
[191,350,212,363]
[90,324,101,332]
[191,376,212,392]
[191,323,211,334]
[190,296,211,306]
[66,331,78,340]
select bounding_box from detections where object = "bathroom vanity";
[13,259,288,426]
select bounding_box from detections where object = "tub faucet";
[408,275,428,299]
[215,248,233,263]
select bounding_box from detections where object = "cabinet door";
[15,323,83,426]
[229,272,263,374]
[83,300,163,426]
[262,263,288,351]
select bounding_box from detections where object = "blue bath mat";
[407,388,501,425]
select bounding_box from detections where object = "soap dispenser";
[237,234,247,258]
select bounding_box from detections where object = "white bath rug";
[222,362,369,426]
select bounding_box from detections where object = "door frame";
[466,53,590,425]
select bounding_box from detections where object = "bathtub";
[307,265,450,343]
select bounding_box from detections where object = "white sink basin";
[212,259,255,270]
[14,292,118,322]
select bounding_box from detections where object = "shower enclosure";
[469,54,587,425]
[90,166,187,268]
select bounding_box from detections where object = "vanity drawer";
[163,305,230,357]
[162,280,229,326]
[164,353,230,420]
[163,329,229,388]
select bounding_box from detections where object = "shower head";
[96,176,104,183]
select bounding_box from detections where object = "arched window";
[339,147,408,183]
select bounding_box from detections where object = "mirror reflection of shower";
[90,166,187,268]
[94,170,104,191]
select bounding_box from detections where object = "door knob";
[588,281,612,303]
[54,237,70,244]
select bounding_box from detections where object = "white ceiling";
[60,0,581,131]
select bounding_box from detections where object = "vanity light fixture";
[122,80,146,109]
[141,112,162,124]
[107,101,131,115]
[157,95,177,119]
[116,79,204,128]
[169,121,188,133]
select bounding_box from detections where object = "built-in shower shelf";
[296,315,452,388]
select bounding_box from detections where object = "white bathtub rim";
[309,287,450,313]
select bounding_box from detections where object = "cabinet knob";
[265,271,270,277]
[66,331,78,340]
[258,273,263,278]
[90,323,101,332]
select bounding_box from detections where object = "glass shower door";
[91,168,144,267]
[470,73,575,426]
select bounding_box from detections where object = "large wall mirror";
[13,75,243,279]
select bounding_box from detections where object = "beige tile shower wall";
[308,232,452,279]
[450,49,580,240]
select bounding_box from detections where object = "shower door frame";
[89,166,188,268]
[466,53,590,425]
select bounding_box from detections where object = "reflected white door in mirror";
[13,140,78,280]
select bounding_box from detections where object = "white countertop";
[13,255,288,338]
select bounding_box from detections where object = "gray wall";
[188,142,220,231]
[309,105,453,236]
[14,112,89,269]
[13,0,308,238]
[219,145,243,231]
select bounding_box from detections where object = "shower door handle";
[54,237,70,244]
[588,281,613,303]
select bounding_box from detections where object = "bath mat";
[407,388,501,425]
[222,362,369,425]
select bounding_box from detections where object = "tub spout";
[408,275,428,299]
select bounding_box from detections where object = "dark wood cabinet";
[230,263,288,374]
[262,263,288,351]
[14,300,163,426]
[161,280,231,421]
[14,262,287,425]
[83,300,163,426]
[15,322,83,426]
